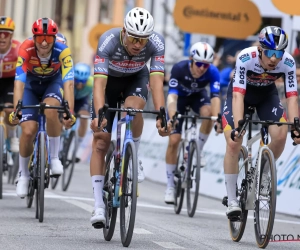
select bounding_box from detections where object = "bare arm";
[93,76,108,116]
[149,74,165,110]
[210,97,221,116]
[166,93,178,119]
[286,96,299,122]
[13,80,25,108]
[63,80,74,111]
[232,92,244,128]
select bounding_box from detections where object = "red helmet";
[32,17,58,35]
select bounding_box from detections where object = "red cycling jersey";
[0,39,21,78]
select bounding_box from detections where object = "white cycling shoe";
[90,207,106,225]
[50,158,64,176]
[226,200,242,217]
[164,186,175,204]
[16,176,29,198]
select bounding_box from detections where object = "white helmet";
[124,7,154,36]
[190,42,214,63]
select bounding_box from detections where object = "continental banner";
[272,0,300,15]
[173,0,261,39]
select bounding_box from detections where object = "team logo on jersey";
[251,52,256,58]
[29,60,39,65]
[16,56,25,67]
[191,82,198,88]
[169,78,178,87]
[239,53,250,63]
[63,55,72,68]
[33,67,54,74]
[94,55,105,64]
[111,60,144,69]
[155,56,164,64]
[2,62,16,72]
[284,58,294,68]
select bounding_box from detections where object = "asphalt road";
[1,163,300,250]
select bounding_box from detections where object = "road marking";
[3,192,300,226]
[64,199,93,213]
[153,241,184,249]
[134,228,153,234]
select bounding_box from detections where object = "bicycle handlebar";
[14,100,72,121]
[97,104,168,132]
[236,114,300,145]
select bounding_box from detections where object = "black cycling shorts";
[91,66,149,133]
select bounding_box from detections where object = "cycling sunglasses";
[126,31,149,45]
[263,49,284,59]
[194,61,210,69]
[34,35,55,44]
[0,31,13,38]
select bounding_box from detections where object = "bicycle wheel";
[186,140,201,217]
[0,126,4,199]
[120,141,137,247]
[254,148,276,249]
[51,176,59,189]
[62,130,77,191]
[103,140,118,241]
[8,153,19,185]
[36,133,46,222]
[174,141,185,214]
[229,145,248,242]
[27,164,34,208]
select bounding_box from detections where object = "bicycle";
[0,104,14,199]
[95,100,167,247]
[222,106,300,249]
[51,114,89,191]
[172,106,222,217]
[14,100,72,223]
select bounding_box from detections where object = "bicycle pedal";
[222,196,228,207]
[227,215,241,222]
[92,222,105,229]
[50,174,60,178]
[75,157,80,163]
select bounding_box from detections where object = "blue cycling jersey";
[168,60,220,98]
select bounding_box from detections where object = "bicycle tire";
[120,141,137,247]
[51,176,59,189]
[254,148,276,249]
[103,140,118,241]
[186,140,201,217]
[8,153,19,185]
[62,130,77,191]
[0,126,4,199]
[174,141,185,214]
[27,157,34,208]
[229,145,248,242]
[37,133,46,222]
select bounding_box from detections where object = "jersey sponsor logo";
[251,52,256,58]
[2,62,16,72]
[191,82,198,88]
[213,81,220,90]
[149,34,164,52]
[63,55,72,68]
[94,55,105,64]
[155,55,164,63]
[65,71,74,80]
[288,71,295,88]
[169,78,178,87]
[239,53,250,63]
[94,67,108,73]
[239,66,245,84]
[247,71,278,86]
[110,60,145,69]
[112,56,120,59]
[284,58,294,68]
[29,60,39,65]
[16,56,25,67]
[116,52,122,56]
[33,66,54,74]
[25,47,35,51]
[150,66,164,71]
[99,33,115,52]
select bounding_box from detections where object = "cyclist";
[89,7,171,225]
[73,62,93,152]
[223,26,300,217]
[9,18,76,198]
[164,42,221,204]
[0,16,21,156]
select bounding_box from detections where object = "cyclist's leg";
[43,79,64,175]
[123,67,149,182]
[17,86,39,197]
[164,96,186,203]
[2,78,19,153]
[222,96,244,215]
[74,96,89,146]
[89,76,121,224]
[256,95,288,160]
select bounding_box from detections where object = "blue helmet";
[74,63,91,83]
[56,32,67,44]
[259,26,288,50]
